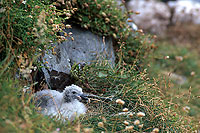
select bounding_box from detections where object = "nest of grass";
[71,60,182,132]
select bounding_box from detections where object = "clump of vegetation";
[0,0,198,132]
[0,0,74,73]
[53,0,155,64]
[71,60,181,132]
[0,1,81,132]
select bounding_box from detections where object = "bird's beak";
[80,93,88,101]
[77,93,88,101]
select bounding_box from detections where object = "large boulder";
[168,0,200,25]
[126,0,171,36]
[41,26,115,91]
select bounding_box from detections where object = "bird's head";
[63,84,88,103]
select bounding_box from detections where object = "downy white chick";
[35,84,88,121]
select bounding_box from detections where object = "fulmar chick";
[35,84,88,121]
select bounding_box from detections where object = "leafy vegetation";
[0,0,199,132]
[54,0,155,63]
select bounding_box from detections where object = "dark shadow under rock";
[32,69,76,92]
[48,70,75,92]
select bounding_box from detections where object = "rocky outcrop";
[41,26,115,91]
[126,0,171,36]
[124,0,200,35]
[168,0,200,25]
[162,71,187,85]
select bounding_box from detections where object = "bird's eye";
[72,91,77,94]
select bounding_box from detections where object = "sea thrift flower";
[98,122,104,128]
[65,24,72,28]
[65,13,71,17]
[101,12,107,17]
[123,108,128,112]
[153,35,157,39]
[138,124,143,128]
[105,18,110,23]
[175,56,183,61]
[135,11,140,14]
[125,126,134,130]
[102,117,106,123]
[83,128,93,133]
[116,99,125,105]
[137,29,143,33]
[22,0,26,4]
[128,112,133,117]
[112,33,117,39]
[164,56,169,59]
[35,5,40,9]
[183,106,190,113]
[137,112,145,117]
[152,128,159,133]
[53,128,60,133]
[97,4,101,9]
[49,19,53,24]
[190,71,195,76]
[134,120,140,125]
[73,8,78,11]
[28,15,33,18]
[123,121,129,126]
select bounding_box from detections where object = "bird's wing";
[34,90,62,108]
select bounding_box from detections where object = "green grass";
[143,41,200,128]
[71,59,192,132]
[1,0,199,132]
[0,60,184,132]
[1,46,199,132]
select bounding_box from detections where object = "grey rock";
[61,27,115,66]
[126,0,171,36]
[168,0,200,25]
[42,26,115,91]
[162,71,187,85]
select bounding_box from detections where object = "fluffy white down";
[35,85,87,121]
